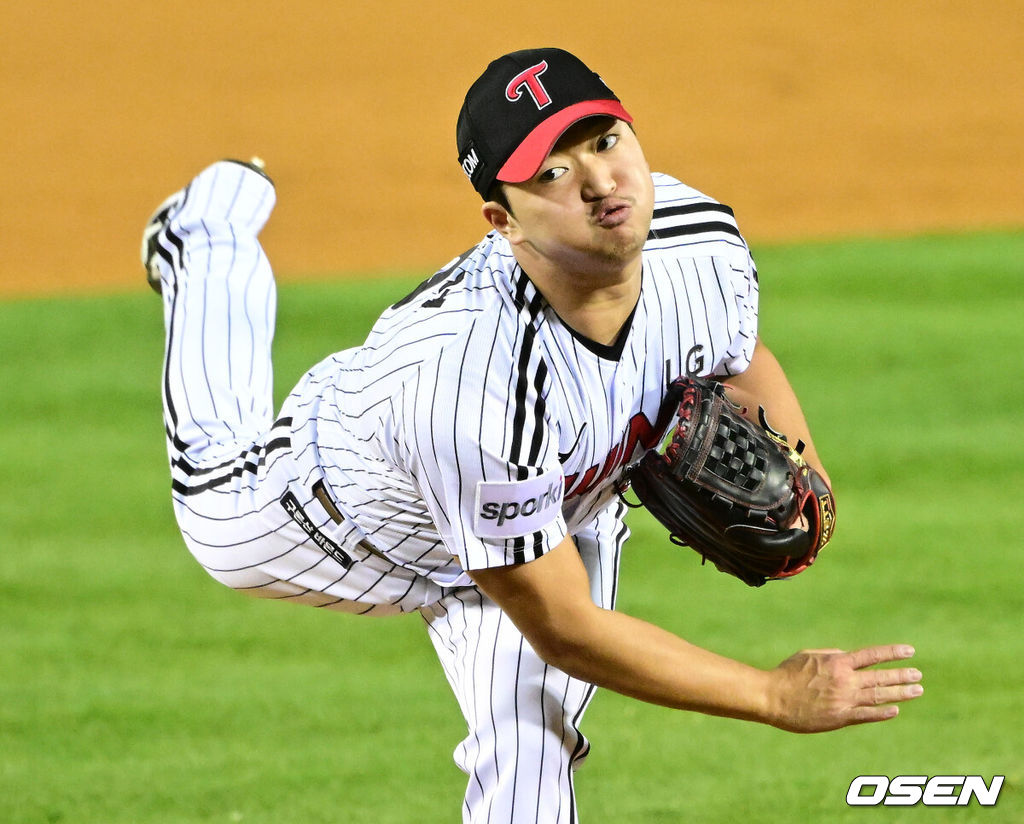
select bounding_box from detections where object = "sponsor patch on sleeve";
[473,466,565,539]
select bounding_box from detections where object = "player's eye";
[596,133,619,152]
[537,166,568,183]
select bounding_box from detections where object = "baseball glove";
[621,376,836,587]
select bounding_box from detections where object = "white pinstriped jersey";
[280,172,759,589]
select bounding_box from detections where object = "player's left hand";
[766,644,924,733]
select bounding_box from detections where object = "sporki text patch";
[473,467,564,539]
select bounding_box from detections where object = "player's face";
[490,117,655,280]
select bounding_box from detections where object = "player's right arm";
[469,535,923,733]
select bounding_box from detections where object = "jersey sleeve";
[713,239,759,377]
[398,311,568,572]
[647,172,760,377]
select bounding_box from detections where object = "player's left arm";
[719,338,831,486]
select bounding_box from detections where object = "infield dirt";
[1,2,1021,296]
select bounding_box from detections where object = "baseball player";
[143,48,923,823]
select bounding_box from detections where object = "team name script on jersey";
[564,407,671,498]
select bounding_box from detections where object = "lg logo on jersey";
[846,775,1004,807]
[685,344,705,377]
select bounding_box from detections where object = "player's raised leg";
[143,159,277,469]
[142,160,428,610]
[142,159,297,597]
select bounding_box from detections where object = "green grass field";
[2,231,1021,823]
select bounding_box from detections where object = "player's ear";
[482,201,521,243]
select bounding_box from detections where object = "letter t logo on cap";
[505,61,551,109]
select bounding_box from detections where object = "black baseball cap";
[456,48,633,198]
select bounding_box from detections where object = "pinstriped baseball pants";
[154,161,437,614]
[153,160,624,822]
[422,507,624,824]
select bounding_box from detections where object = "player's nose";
[579,156,616,201]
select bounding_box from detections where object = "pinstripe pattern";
[422,499,626,824]
[279,173,757,588]
[153,162,443,615]
[151,162,757,820]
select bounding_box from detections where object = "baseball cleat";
[141,157,273,294]
[141,190,185,294]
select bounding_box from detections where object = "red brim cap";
[496,100,633,184]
